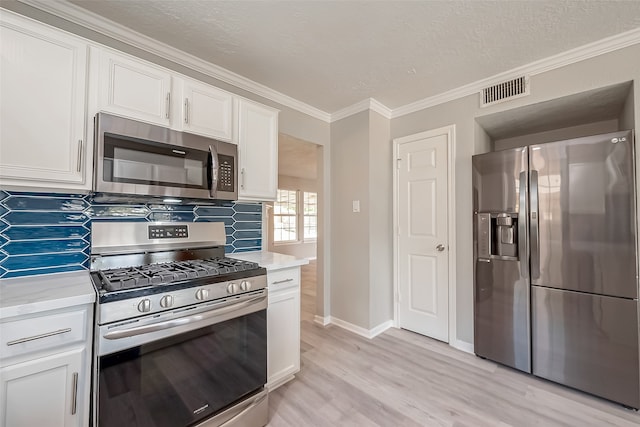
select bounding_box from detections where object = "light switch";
[352,200,360,213]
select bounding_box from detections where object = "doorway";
[267,133,321,322]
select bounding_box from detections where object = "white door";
[397,132,449,342]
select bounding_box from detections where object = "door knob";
[436,244,445,252]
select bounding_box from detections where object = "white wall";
[330,111,371,327]
[368,111,393,328]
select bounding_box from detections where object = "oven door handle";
[103,295,266,340]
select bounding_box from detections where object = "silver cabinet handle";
[436,244,445,252]
[76,140,83,172]
[184,98,189,124]
[165,92,171,119]
[7,328,72,346]
[240,167,245,189]
[71,372,78,415]
[272,278,293,285]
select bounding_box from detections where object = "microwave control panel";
[149,225,189,239]
[218,154,234,192]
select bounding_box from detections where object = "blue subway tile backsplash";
[0,191,262,279]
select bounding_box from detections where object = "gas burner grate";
[98,257,260,292]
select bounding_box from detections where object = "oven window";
[103,134,209,189]
[98,310,266,427]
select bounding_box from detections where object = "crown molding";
[331,98,392,122]
[368,98,393,120]
[12,1,640,124]
[17,0,332,123]
[392,26,640,118]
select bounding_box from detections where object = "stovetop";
[96,257,261,292]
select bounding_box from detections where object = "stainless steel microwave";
[93,112,237,203]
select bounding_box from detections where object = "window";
[274,189,297,242]
[273,189,318,243]
[303,192,317,240]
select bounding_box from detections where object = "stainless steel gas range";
[89,221,268,427]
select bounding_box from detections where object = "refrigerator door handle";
[530,169,540,280]
[518,171,528,279]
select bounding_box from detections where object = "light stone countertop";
[0,270,96,321]
[229,251,309,271]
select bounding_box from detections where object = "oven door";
[95,291,267,427]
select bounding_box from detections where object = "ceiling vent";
[480,76,529,107]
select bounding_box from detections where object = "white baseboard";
[368,320,394,338]
[450,339,474,354]
[329,317,393,339]
[313,315,331,326]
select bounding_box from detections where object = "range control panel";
[148,225,189,239]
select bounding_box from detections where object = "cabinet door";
[0,347,84,427]
[267,287,300,389]
[237,99,279,201]
[182,79,234,141]
[0,13,88,187]
[98,49,172,126]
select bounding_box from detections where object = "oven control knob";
[240,280,251,291]
[195,289,210,300]
[160,295,174,308]
[227,283,239,294]
[137,299,151,313]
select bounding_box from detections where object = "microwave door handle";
[209,145,219,198]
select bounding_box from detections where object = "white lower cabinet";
[1,348,84,427]
[267,267,301,390]
[0,304,92,427]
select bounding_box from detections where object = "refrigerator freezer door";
[529,131,638,299]
[475,259,530,372]
[473,147,530,372]
[472,147,527,213]
[532,286,640,408]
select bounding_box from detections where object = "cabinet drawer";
[1,309,88,361]
[267,267,300,291]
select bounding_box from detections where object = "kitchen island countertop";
[229,251,309,271]
[0,270,96,320]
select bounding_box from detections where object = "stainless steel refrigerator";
[472,130,639,408]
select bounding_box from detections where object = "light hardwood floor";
[268,261,640,426]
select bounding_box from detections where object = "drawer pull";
[71,372,78,415]
[6,328,72,346]
[272,278,294,285]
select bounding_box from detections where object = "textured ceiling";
[67,0,640,113]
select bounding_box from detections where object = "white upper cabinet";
[237,98,279,201]
[97,49,172,127]
[181,78,234,141]
[0,12,90,190]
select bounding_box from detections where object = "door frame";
[392,124,457,345]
